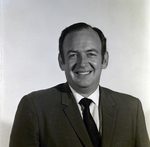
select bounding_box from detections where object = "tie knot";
[79,98,92,108]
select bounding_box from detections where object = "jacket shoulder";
[20,83,67,104]
[101,87,141,106]
[27,83,66,95]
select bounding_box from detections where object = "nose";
[78,54,87,67]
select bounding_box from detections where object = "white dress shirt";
[69,86,100,131]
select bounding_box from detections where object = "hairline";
[59,23,106,63]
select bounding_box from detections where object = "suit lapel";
[100,87,118,147]
[61,83,93,147]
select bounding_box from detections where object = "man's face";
[59,28,108,95]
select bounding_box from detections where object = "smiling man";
[10,23,149,147]
[58,27,108,97]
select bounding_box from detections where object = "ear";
[102,51,109,69]
[58,53,65,71]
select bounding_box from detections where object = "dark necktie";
[79,98,101,147]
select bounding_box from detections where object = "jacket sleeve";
[135,99,150,147]
[9,96,40,147]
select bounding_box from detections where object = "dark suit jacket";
[9,83,150,147]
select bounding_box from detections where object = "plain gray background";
[0,0,150,146]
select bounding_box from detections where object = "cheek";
[67,61,78,70]
[90,60,101,68]
[64,63,75,74]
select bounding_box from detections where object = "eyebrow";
[86,49,99,53]
[66,50,78,56]
[66,48,99,56]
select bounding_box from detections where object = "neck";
[69,85,99,98]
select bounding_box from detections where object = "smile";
[76,71,92,75]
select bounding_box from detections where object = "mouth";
[75,71,92,75]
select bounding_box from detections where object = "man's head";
[59,22,107,64]
[58,22,108,97]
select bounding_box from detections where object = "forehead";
[62,28,102,53]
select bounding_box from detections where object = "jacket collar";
[100,87,118,147]
[61,83,93,147]
[60,83,118,147]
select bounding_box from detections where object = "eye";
[87,53,97,57]
[68,53,78,59]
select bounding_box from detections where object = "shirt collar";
[69,85,100,106]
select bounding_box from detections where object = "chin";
[76,83,92,88]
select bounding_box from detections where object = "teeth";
[77,71,90,75]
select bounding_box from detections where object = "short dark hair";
[59,22,107,63]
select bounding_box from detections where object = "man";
[10,23,150,147]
